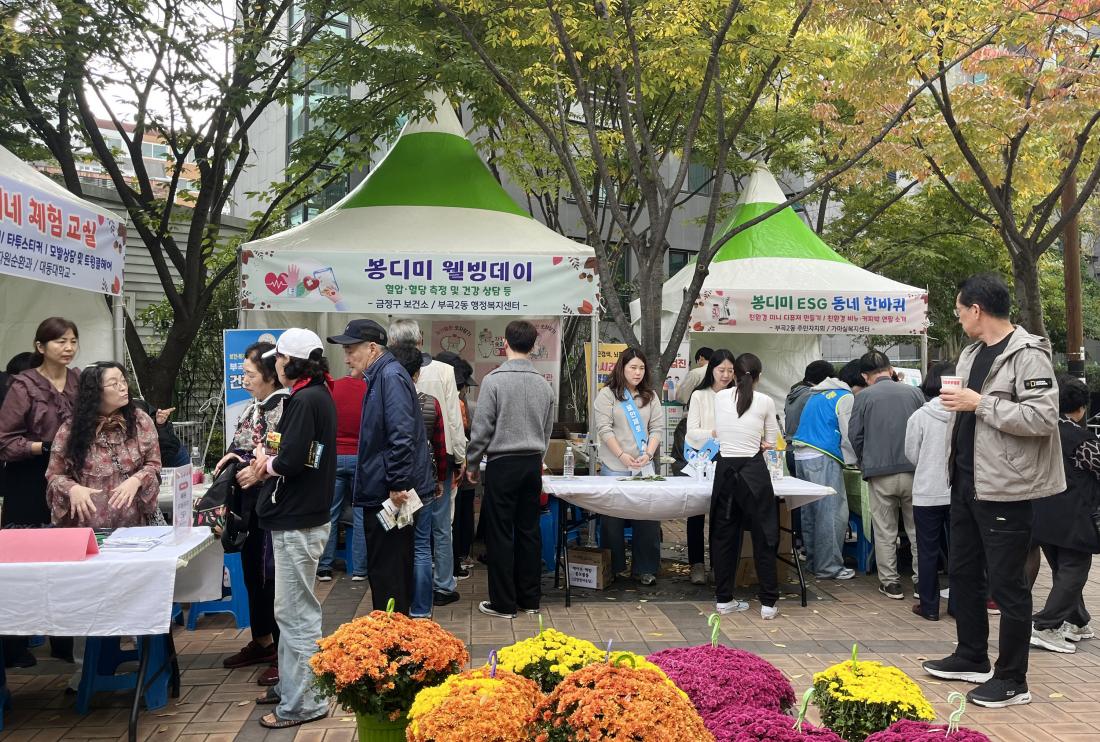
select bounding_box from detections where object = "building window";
[668,249,692,275]
[286,5,351,223]
[684,161,712,196]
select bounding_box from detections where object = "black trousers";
[913,504,953,617]
[710,454,779,607]
[687,514,706,565]
[949,482,1033,683]
[240,524,279,644]
[483,454,543,614]
[452,485,476,562]
[362,504,416,615]
[1029,544,1093,630]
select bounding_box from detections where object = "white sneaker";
[1062,622,1095,641]
[1030,626,1075,654]
[716,600,749,614]
[940,588,951,598]
[761,605,779,620]
[351,575,367,582]
[834,568,856,580]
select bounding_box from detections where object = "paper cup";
[940,376,963,390]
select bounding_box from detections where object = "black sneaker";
[966,677,1031,708]
[433,590,460,606]
[454,565,470,580]
[316,569,333,582]
[879,583,903,600]
[922,654,994,684]
[478,601,515,619]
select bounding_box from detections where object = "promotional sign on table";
[692,289,929,335]
[223,328,285,446]
[0,172,126,294]
[173,465,193,542]
[240,250,598,316]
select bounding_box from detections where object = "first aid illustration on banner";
[240,250,598,316]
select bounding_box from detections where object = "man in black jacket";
[249,328,336,729]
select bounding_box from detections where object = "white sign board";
[173,465,193,543]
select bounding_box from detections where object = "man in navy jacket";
[328,319,433,614]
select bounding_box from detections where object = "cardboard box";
[735,500,793,588]
[566,546,613,590]
[545,437,590,475]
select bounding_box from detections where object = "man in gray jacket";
[466,320,555,619]
[848,350,926,600]
[923,273,1063,709]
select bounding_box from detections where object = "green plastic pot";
[355,712,409,741]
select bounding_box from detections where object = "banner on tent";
[429,318,561,405]
[0,173,126,295]
[240,250,598,316]
[223,328,285,448]
[692,289,928,336]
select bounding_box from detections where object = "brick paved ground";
[2,519,1099,741]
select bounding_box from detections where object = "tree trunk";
[636,256,665,384]
[1008,247,1047,338]
[140,314,204,409]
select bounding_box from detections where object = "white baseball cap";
[263,328,324,360]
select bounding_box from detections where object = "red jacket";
[332,376,366,456]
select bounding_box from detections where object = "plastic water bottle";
[563,445,575,478]
[191,446,203,485]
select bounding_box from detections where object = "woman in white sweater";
[593,348,665,585]
[711,353,781,620]
[684,349,736,584]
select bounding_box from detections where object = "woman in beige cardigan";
[593,348,665,585]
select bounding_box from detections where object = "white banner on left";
[0,173,126,294]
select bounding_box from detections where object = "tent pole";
[113,293,126,364]
[920,331,929,373]
[589,310,600,471]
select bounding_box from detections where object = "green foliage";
[823,181,1003,356]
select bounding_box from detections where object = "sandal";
[255,689,280,705]
[258,711,327,729]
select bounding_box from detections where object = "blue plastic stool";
[76,636,171,714]
[843,513,875,574]
[539,509,556,572]
[186,551,250,629]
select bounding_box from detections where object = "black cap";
[327,319,387,346]
[436,351,477,387]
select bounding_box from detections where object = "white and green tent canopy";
[630,163,927,402]
[240,92,598,341]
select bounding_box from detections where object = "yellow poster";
[584,342,628,392]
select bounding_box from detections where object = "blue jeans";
[598,467,662,576]
[318,454,368,575]
[271,525,329,721]
[795,455,849,578]
[431,467,457,593]
[410,495,435,617]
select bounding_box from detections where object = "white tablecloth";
[0,526,223,636]
[542,475,833,520]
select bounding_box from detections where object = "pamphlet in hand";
[376,489,424,531]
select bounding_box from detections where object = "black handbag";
[193,459,249,552]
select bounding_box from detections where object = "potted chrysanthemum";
[309,605,469,741]
[812,645,935,742]
[406,664,542,742]
[534,658,713,742]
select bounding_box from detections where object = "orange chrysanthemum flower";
[533,663,715,742]
[310,610,469,721]
[406,667,543,742]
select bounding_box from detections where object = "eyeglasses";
[953,304,976,319]
[102,379,129,391]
